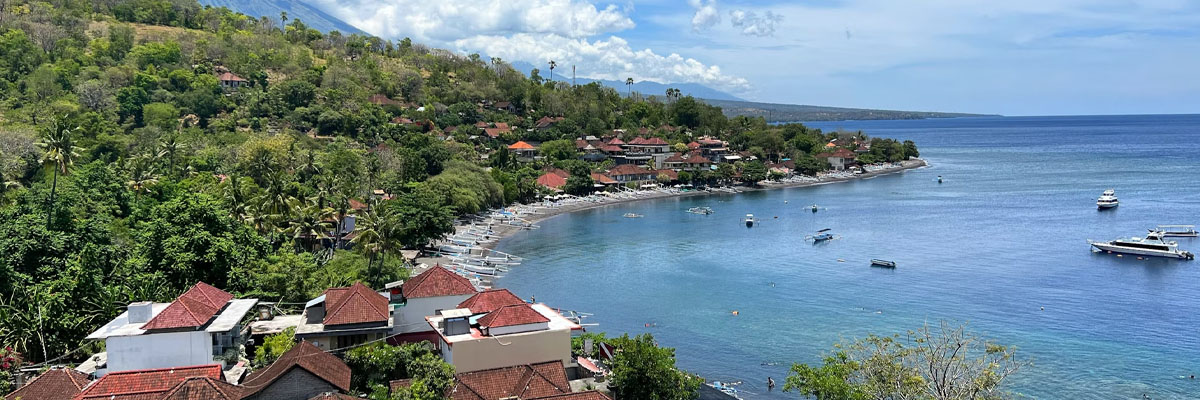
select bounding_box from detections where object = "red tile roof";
[508,141,535,150]
[216,72,246,82]
[322,282,388,326]
[307,393,358,400]
[159,377,246,400]
[141,282,233,331]
[484,128,506,138]
[450,361,569,400]
[475,122,489,128]
[628,137,668,146]
[831,148,856,158]
[402,266,477,299]
[545,168,569,178]
[477,304,549,329]
[683,154,711,164]
[574,139,589,149]
[606,164,652,177]
[529,392,613,400]
[536,173,568,190]
[606,138,625,146]
[687,141,701,149]
[75,364,222,400]
[664,153,686,163]
[457,289,526,314]
[494,123,509,130]
[590,173,617,185]
[653,169,679,180]
[242,341,351,395]
[5,368,91,400]
[600,145,623,153]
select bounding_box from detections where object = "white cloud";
[729,9,783,37]
[452,33,751,92]
[306,0,635,42]
[688,0,721,32]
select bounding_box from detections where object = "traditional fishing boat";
[687,206,714,215]
[807,228,835,242]
[870,259,897,268]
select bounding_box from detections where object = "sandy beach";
[413,159,928,277]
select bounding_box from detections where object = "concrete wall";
[246,368,339,400]
[395,295,473,334]
[487,322,550,336]
[447,328,572,373]
[105,331,213,374]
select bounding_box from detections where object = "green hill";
[701,98,996,122]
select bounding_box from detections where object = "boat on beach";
[1097,189,1118,209]
[870,259,897,268]
[1157,225,1198,237]
[1089,230,1194,259]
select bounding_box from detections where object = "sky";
[304,0,1200,116]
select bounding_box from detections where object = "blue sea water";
[495,115,1200,399]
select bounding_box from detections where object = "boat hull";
[1097,202,1118,209]
[1090,242,1193,259]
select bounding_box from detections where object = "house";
[663,153,712,171]
[217,72,248,90]
[814,148,857,171]
[4,367,91,400]
[623,137,672,167]
[441,360,571,400]
[507,141,538,161]
[456,289,526,315]
[484,122,512,139]
[85,282,258,375]
[535,116,564,130]
[426,302,581,373]
[74,364,224,400]
[493,101,515,113]
[605,164,658,184]
[390,267,478,335]
[536,169,570,191]
[238,341,351,400]
[696,137,730,162]
[296,282,391,351]
[589,173,618,187]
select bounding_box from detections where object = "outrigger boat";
[1157,225,1198,238]
[870,259,897,268]
[623,213,644,218]
[1089,230,1194,260]
[811,204,819,213]
[806,228,835,242]
[744,214,756,227]
[687,206,714,215]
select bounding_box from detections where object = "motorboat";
[811,204,819,213]
[870,259,897,268]
[1157,225,1198,238]
[687,206,714,215]
[744,214,756,227]
[937,175,943,184]
[623,213,643,218]
[1096,189,1118,209]
[1089,230,1194,259]
[807,228,835,242]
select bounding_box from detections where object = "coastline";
[414,159,928,274]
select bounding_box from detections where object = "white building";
[85,282,257,376]
[427,302,581,373]
[390,266,478,334]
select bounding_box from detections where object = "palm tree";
[255,171,296,234]
[625,78,634,97]
[35,118,82,228]
[157,135,181,175]
[351,207,390,270]
[125,155,159,202]
[280,11,288,27]
[287,197,334,252]
[548,60,557,83]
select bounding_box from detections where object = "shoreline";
[414,159,928,275]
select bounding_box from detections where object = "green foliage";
[129,42,182,68]
[252,327,295,368]
[142,102,180,130]
[539,139,578,162]
[785,322,1027,400]
[741,161,768,184]
[345,342,448,395]
[609,333,702,400]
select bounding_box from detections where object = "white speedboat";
[1096,189,1118,209]
[744,214,756,227]
[1089,230,1194,259]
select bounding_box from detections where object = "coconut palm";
[255,171,296,234]
[352,206,396,270]
[280,11,288,26]
[125,155,160,201]
[286,197,334,252]
[35,118,82,228]
[625,77,634,97]
[548,60,557,83]
[157,135,180,175]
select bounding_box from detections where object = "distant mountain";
[508,61,744,101]
[196,0,364,34]
[699,98,997,122]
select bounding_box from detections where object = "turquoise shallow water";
[495,115,1200,399]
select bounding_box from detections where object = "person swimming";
[767,376,775,390]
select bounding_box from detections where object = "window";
[336,334,370,349]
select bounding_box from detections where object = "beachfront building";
[814,148,858,170]
[391,267,478,336]
[537,169,570,192]
[623,137,672,168]
[426,299,582,373]
[85,282,258,375]
[695,137,730,162]
[606,164,657,184]
[296,282,392,351]
[390,359,612,400]
[663,152,712,171]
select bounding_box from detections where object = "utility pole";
[572,65,576,86]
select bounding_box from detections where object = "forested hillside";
[0,0,917,379]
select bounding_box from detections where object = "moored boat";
[688,206,714,215]
[623,213,643,218]
[1097,189,1118,209]
[807,228,835,242]
[870,259,897,268]
[744,214,756,227]
[1089,230,1194,259]
[1157,225,1198,238]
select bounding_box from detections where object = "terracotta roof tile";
[322,282,388,326]
[5,368,91,400]
[141,282,233,331]
[476,304,549,329]
[307,393,358,400]
[536,173,568,190]
[216,72,246,82]
[450,361,569,400]
[507,141,535,150]
[457,289,526,314]
[159,377,246,400]
[529,391,613,400]
[402,267,477,299]
[606,164,652,177]
[75,364,222,400]
[590,173,616,185]
[242,341,351,395]
[606,138,625,146]
[687,141,701,149]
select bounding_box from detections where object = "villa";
[85,282,257,375]
[390,267,478,336]
[425,300,582,373]
[295,282,391,351]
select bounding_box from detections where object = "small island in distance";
[701,98,999,122]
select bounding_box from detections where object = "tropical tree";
[625,77,634,96]
[609,333,701,400]
[35,118,82,227]
[287,198,334,252]
[351,207,392,271]
[548,60,557,83]
[125,155,159,201]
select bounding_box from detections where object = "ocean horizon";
[496,114,1200,399]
